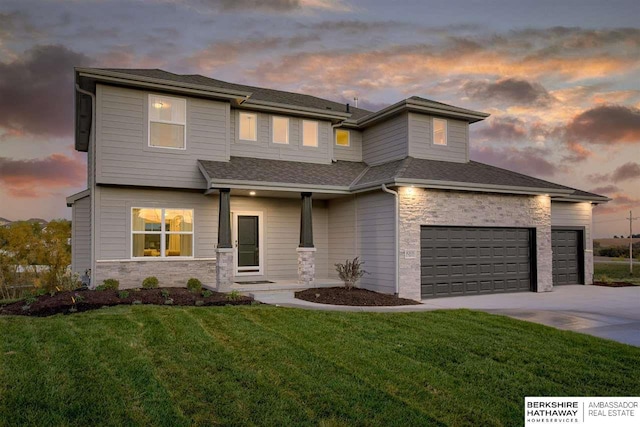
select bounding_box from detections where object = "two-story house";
[67,68,608,300]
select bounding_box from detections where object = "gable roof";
[198,156,609,202]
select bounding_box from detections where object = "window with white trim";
[148,95,186,149]
[272,116,289,144]
[302,120,318,147]
[239,112,257,141]
[132,208,193,258]
[433,118,447,146]
[335,129,350,147]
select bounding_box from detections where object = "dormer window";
[433,118,447,146]
[148,95,186,149]
[239,112,257,141]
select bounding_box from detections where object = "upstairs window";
[272,116,289,144]
[132,208,193,258]
[239,112,257,141]
[335,129,350,147]
[302,120,318,147]
[149,95,186,149]
[433,118,447,146]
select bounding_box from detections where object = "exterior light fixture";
[249,191,256,196]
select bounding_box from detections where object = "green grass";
[594,263,640,283]
[1,306,639,426]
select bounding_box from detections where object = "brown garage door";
[420,226,534,298]
[552,229,583,285]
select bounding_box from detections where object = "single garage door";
[552,229,583,285]
[421,226,533,298]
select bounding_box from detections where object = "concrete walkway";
[252,285,640,347]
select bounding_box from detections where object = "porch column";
[297,192,316,286]
[216,188,234,291]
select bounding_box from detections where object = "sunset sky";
[0,0,639,237]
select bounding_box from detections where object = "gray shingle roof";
[199,157,367,188]
[100,68,374,120]
[198,156,606,200]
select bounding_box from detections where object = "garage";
[551,229,583,285]
[420,226,535,298]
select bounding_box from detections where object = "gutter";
[381,184,400,296]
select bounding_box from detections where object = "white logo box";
[525,397,639,426]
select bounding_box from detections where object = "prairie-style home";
[67,68,608,300]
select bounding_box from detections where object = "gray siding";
[230,109,332,164]
[551,201,594,284]
[333,129,363,162]
[71,195,91,273]
[230,196,329,280]
[362,113,408,165]
[95,187,218,260]
[95,84,229,189]
[356,190,396,294]
[408,113,469,163]
[328,196,357,280]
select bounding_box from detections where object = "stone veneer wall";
[397,188,552,300]
[94,259,216,289]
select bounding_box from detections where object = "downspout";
[75,84,96,288]
[330,120,346,162]
[381,184,399,295]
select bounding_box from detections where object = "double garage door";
[420,226,584,298]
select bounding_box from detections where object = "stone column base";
[297,247,316,286]
[216,248,234,292]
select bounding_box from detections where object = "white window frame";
[302,120,319,148]
[335,129,350,147]
[148,94,187,150]
[238,111,257,142]
[131,207,194,259]
[271,116,289,144]
[433,118,447,146]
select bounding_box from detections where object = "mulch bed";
[0,288,253,317]
[295,287,420,306]
[592,281,637,288]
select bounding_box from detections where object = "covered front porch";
[211,187,352,292]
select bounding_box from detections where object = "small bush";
[226,290,242,301]
[187,278,203,292]
[195,300,205,306]
[201,290,213,298]
[118,291,130,299]
[23,294,37,306]
[142,276,159,289]
[73,293,85,304]
[161,289,170,299]
[101,279,120,290]
[95,284,106,291]
[335,257,367,289]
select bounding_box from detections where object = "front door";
[233,212,263,276]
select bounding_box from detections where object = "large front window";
[132,208,193,258]
[148,95,186,149]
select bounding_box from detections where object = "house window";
[132,208,193,258]
[272,116,289,144]
[302,120,318,147]
[336,129,350,147]
[239,112,257,141]
[148,95,186,149]
[433,118,447,146]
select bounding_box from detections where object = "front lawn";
[594,262,640,283]
[1,306,638,426]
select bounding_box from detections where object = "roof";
[198,156,609,201]
[93,68,374,120]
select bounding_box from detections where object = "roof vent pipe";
[346,103,350,113]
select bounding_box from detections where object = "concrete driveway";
[420,285,640,347]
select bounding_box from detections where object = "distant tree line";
[595,241,640,259]
[612,234,640,238]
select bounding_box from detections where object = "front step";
[250,290,296,303]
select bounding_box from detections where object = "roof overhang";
[75,68,252,103]
[237,99,351,122]
[356,98,490,128]
[551,195,611,204]
[66,189,90,207]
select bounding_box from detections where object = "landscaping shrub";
[101,279,120,290]
[117,291,129,299]
[142,276,159,289]
[226,290,242,301]
[335,257,367,289]
[187,278,203,292]
[201,290,213,298]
